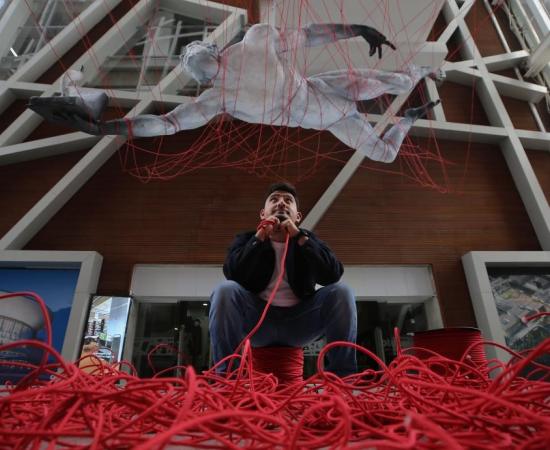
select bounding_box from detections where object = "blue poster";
[0,268,80,383]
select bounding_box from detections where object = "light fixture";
[9,48,17,57]
[202,303,208,306]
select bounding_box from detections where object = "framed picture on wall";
[0,251,102,383]
[487,267,549,354]
[462,251,550,363]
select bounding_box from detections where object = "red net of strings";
[20,0,493,192]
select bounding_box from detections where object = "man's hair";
[265,182,299,207]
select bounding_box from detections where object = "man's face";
[260,190,302,224]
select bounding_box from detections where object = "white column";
[525,32,550,78]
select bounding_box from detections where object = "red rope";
[413,327,489,377]
[251,347,304,386]
[1,289,550,449]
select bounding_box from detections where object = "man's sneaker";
[28,91,107,121]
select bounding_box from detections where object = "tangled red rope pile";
[1,291,549,449]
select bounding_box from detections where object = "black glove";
[352,25,396,58]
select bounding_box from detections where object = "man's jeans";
[209,280,357,376]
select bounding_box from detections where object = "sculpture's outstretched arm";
[292,23,396,58]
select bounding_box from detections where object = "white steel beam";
[479,51,530,71]
[436,0,474,44]
[515,129,550,151]
[4,111,548,168]
[443,0,550,250]
[446,66,548,102]
[442,51,530,72]
[481,0,546,132]
[525,32,550,78]
[0,133,100,164]
[424,78,446,121]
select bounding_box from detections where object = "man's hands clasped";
[256,215,300,241]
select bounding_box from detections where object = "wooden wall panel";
[24,128,347,293]
[465,1,506,57]
[501,96,540,131]
[438,81,490,125]
[0,99,28,134]
[0,151,85,237]
[316,138,542,326]
[527,150,550,205]
[536,102,550,130]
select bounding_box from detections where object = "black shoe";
[29,92,107,121]
[28,95,105,135]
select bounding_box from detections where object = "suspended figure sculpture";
[29,23,443,163]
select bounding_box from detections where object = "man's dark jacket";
[223,230,344,300]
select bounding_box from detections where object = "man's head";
[260,182,302,224]
[181,41,220,85]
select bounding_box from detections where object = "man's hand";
[279,217,300,238]
[352,25,396,58]
[256,216,280,241]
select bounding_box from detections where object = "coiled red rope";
[1,288,549,448]
[251,347,304,386]
[413,327,489,377]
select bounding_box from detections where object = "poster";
[488,267,550,354]
[0,268,80,383]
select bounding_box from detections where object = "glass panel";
[129,299,428,379]
[88,12,216,93]
[79,296,131,370]
[132,301,209,378]
[0,1,93,80]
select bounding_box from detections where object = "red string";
[523,311,550,323]
[1,289,550,449]
[256,218,278,231]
